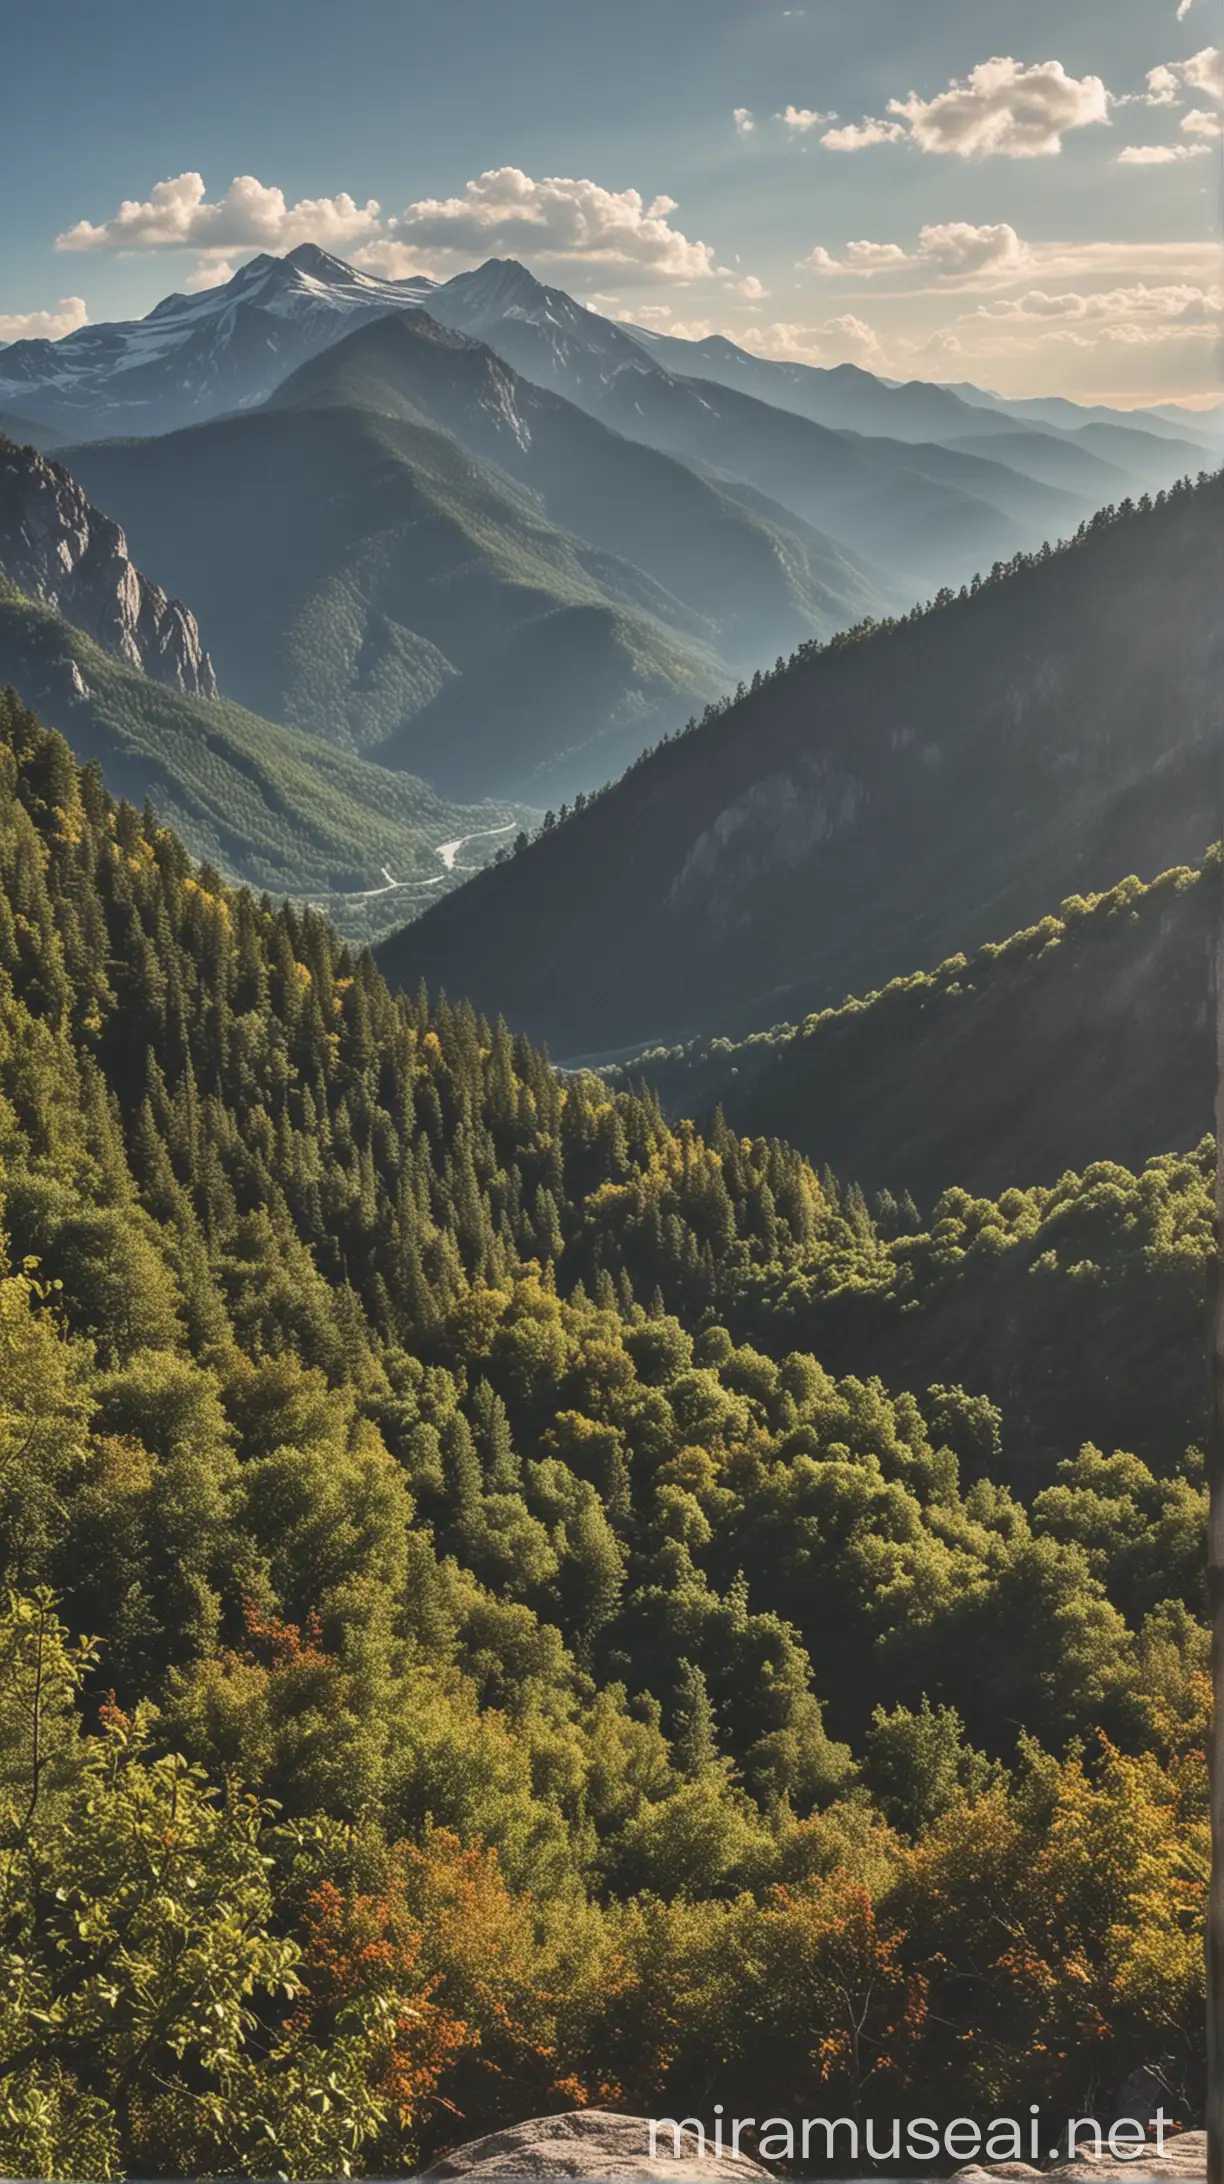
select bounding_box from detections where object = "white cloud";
[1117,140,1210,162]
[919,221,1032,277]
[182,259,240,292]
[729,272,768,299]
[54,164,723,294]
[736,313,888,367]
[1120,47,1222,158]
[799,222,1218,294]
[733,108,756,137]
[777,104,837,132]
[824,56,1111,158]
[804,220,1027,282]
[0,297,89,342]
[56,172,382,256]
[383,167,718,283]
[1178,0,1196,17]
[349,239,446,280]
[821,118,907,151]
[973,281,1220,327]
[1160,45,1223,101]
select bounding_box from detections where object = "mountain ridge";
[612,854,1218,1206]
[375,474,1224,1054]
[267,307,890,676]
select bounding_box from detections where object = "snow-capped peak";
[437,258,549,320]
[0,248,442,438]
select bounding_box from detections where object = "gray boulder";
[419,2109,770,2180]
[955,2127,1206,2182]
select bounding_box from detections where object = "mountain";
[64,356,734,805]
[375,474,1224,1057]
[939,429,1130,501]
[423,262,1102,589]
[2,247,1175,613]
[0,575,521,938]
[944,380,1220,449]
[626,329,1044,446]
[1065,421,1213,491]
[0,406,60,450]
[625,324,1189,515]
[0,434,216,696]
[267,309,888,673]
[0,243,436,440]
[1151,399,1224,437]
[615,856,1216,1206]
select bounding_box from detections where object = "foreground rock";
[955,2129,1206,2182]
[420,2110,770,2179]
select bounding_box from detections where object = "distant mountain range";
[65,307,883,802]
[1,247,1203,592]
[376,475,1224,1057]
[421,261,1120,588]
[1,243,1215,837]
[4,242,1209,479]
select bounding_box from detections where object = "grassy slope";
[376,476,1224,1056]
[0,579,527,941]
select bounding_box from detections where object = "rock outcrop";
[419,2110,770,2180]
[955,2129,1206,2182]
[0,435,217,697]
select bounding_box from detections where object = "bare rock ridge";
[419,2111,770,2179]
[0,435,217,698]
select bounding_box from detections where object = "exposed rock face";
[0,435,217,697]
[419,2109,771,2180]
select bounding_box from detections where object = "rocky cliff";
[0,434,217,698]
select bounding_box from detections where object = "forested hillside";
[0,689,1210,2175]
[616,858,1218,1206]
[0,579,522,941]
[380,474,1224,1055]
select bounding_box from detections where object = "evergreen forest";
[0,687,1210,2177]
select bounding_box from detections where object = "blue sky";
[4,0,1220,403]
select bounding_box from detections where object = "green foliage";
[0,690,1209,2169]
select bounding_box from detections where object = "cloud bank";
[56,166,725,291]
[57,174,382,257]
[0,298,90,343]
[822,56,1111,158]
